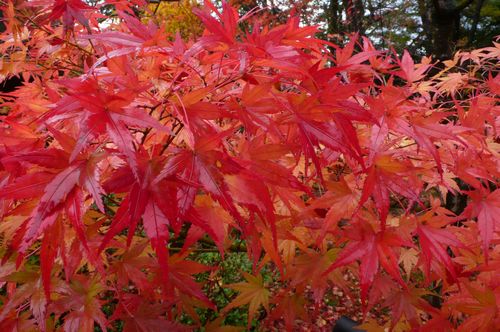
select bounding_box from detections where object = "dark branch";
[431,0,442,11]
[455,0,475,12]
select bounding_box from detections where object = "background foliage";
[145,0,203,38]
[230,0,500,59]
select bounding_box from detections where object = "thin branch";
[159,122,184,155]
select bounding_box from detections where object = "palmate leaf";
[395,50,430,84]
[116,297,191,332]
[223,272,270,328]
[269,293,307,331]
[41,78,167,174]
[417,224,464,281]
[48,0,91,32]
[0,132,106,250]
[0,172,54,200]
[110,292,194,332]
[155,132,282,260]
[0,133,109,299]
[359,153,421,225]
[192,0,237,45]
[461,188,500,260]
[288,248,343,304]
[0,270,45,326]
[167,252,215,308]
[21,164,81,251]
[324,221,411,305]
[100,154,174,292]
[51,276,107,332]
[446,280,500,332]
[384,285,432,328]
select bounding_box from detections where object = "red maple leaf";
[325,220,412,306]
[49,0,91,32]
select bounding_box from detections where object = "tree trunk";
[468,0,486,47]
[418,0,434,54]
[344,0,365,35]
[431,0,459,59]
[327,0,340,37]
[430,0,474,60]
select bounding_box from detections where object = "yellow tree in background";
[146,0,203,38]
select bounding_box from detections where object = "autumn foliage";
[0,0,499,331]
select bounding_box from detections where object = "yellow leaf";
[399,248,419,278]
[357,317,387,332]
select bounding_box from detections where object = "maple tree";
[0,0,499,331]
